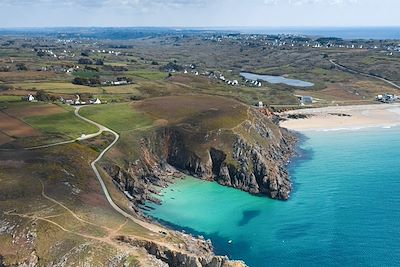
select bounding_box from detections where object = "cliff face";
[115,236,246,267]
[160,109,295,200]
[102,108,296,209]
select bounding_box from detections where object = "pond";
[241,72,314,87]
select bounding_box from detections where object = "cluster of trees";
[0,66,10,72]
[102,65,128,72]
[16,63,28,71]
[84,65,99,72]
[72,77,101,86]
[35,90,57,102]
[78,58,104,66]
[78,58,93,65]
[81,51,90,57]
[116,76,132,82]
[159,61,183,72]
[95,59,104,65]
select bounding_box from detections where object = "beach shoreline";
[279,103,400,131]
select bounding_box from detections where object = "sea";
[235,27,400,40]
[145,126,400,267]
[1,27,400,40]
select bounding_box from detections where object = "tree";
[78,58,93,65]
[37,51,46,57]
[72,77,100,86]
[35,90,51,102]
[95,59,104,65]
[81,51,90,57]
[16,63,28,71]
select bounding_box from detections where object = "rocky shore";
[100,107,297,266]
[102,107,296,210]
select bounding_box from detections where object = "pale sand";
[280,104,400,131]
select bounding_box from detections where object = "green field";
[0,95,21,102]
[79,103,154,132]
[128,70,168,80]
[13,82,101,94]
[25,111,98,139]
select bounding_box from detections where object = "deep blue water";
[236,27,400,40]
[240,72,314,87]
[1,27,400,40]
[146,127,400,267]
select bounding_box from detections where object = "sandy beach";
[280,103,400,131]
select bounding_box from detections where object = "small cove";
[145,126,400,266]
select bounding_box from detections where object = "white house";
[113,80,128,86]
[27,94,35,102]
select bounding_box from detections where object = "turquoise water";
[146,127,400,266]
[240,72,314,87]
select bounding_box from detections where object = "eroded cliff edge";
[101,98,296,211]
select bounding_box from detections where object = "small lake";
[241,72,314,87]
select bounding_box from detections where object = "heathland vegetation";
[1,29,400,266]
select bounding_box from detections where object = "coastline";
[279,103,400,131]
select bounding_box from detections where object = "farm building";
[299,96,313,105]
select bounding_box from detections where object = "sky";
[0,0,399,28]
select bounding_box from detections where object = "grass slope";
[80,103,154,132]
[25,109,98,139]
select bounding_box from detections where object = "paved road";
[330,59,400,90]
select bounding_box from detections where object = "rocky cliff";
[115,235,246,267]
[102,107,296,211]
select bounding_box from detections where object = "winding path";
[74,106,165,233]
[330,59,400,90]
[3,105,165,233]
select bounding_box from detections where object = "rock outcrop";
[102,108,296,209]
[115,236,247,267]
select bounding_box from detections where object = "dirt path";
[330,59,400,90]
[39,179,114,232]
[2,105,167,234]
[75,106,167,234]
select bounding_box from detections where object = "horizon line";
[1,25,400,30]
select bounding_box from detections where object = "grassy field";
[136,95,248,130]
[25,110,98,139]
[0,95,21,102]
[12,82,102,94]
[80,103,154,132]
[128,70,167,80]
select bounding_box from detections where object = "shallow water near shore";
[146,127,400,267]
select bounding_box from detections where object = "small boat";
[228,240,232,244]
